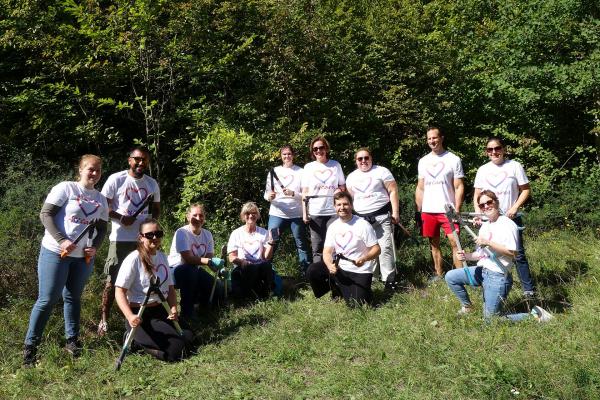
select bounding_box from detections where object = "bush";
[0,155,68,305]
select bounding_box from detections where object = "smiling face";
[139,222,163,254]
[312,140,329,163]
[334,196,353,221]
[280,147,294,167]
[426,128,444,154]
[128,149,149,178]
[486,139,505,165]
[355,150,372,172]
[478,194,500,221]
[187,206,205,229]
[79,158,102,189]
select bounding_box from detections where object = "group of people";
[22,128,552,367]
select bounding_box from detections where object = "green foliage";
[0,154,67,305]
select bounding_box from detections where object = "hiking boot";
[64,337,82,357]
[457,305,473,316]
[531,306,554,322]
[23,344,37,367]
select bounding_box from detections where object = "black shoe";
[23,344,37,367]
[64,337,82,358]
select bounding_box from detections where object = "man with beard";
[97,146,160,336]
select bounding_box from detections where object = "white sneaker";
[457,305,473,315]
[531,306,554,322]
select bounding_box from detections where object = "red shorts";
[421,212,459,238]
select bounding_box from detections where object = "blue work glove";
[207,257,224,270]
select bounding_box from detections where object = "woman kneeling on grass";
[115,219,192,362]
[227,202,276,299]
[445,190,553,322]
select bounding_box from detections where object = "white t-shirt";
[474,215,518,274]
[263,165,304,219]
[168,226,215,268]
[474,159,529,214]
[346,165,395,214]
[115,250,173,304]
[301,160,345,216]
[41,181,109,258]
[417,151,464,213]
[324,215,378,274]
[101,170,161,242]
[227,226,269,263]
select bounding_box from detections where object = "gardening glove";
[208,257,224,271]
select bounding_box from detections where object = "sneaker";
[428,275,444,285]
[457,305,473,315]
[531,306,554,322]
[64,337,82,357]
[23,344,37,367]
[97,320,108,336]
[523,290,536,299]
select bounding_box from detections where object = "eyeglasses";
[485,146,503,153]
[130,156,147,163]
[356,156,370,162]
[478,199,495,209]
[141,230,164,239]
[312,146,326,152]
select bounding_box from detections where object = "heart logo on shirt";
[426,162,445,178]
[485,172,508,188]
[191,243,207,257]
[243,239,261,259]
[314,169,333,184]
[126,187,148,207]
[77,195,100,217]
[154,263,169,285]
[335,231,354,250]
[280,174,294,187]
[353,177,372,193]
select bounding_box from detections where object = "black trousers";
[308,215,335,263]
[306,261,373,307]
[126,305,192,362]
[230,261,274,299]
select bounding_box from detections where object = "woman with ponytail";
[115,219,192,362]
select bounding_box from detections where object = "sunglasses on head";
[478,199,495,209]
[312,146,326,152]
[141,230,164,239]
[356,156,370,162]
[486,146,503,153]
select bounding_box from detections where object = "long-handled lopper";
[60,219,97,259]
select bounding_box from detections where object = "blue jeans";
[25,246,94,345]
[513,216,535,293]
[268,215,311,273]
[445,266,530,322]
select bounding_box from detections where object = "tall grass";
[1,229,598,399]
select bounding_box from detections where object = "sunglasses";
[356,156,370,162]
[485,146,503,153]
[478,199,495,209]
[244,212,258,217]
[130,156,147,163]
[140,230,164,239]
[312,146,326,152]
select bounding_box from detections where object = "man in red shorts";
[415,126,465,280]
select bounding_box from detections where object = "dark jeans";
[308,215,335,263]
[126,306,192,362]
[513,216,535,292]
[306,261,373,307]
[230,261,274,299]
[173,264,220,318]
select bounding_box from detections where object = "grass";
[1,229,599,399]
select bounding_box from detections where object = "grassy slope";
[1,229,599,399]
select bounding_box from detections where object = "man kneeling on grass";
[445,190,553,322]
[306,191,380,307]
